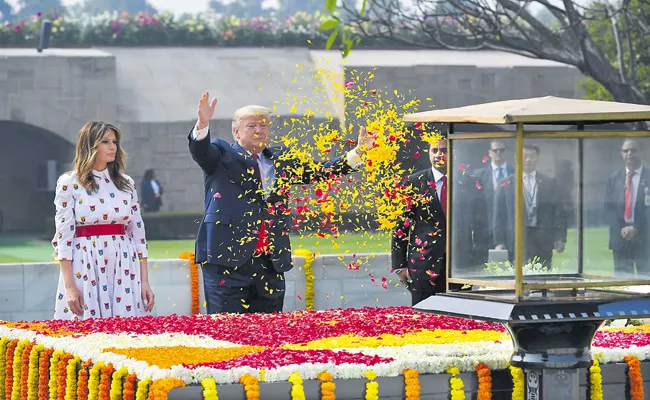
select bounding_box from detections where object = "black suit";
[188,130,357,313]
[494,172,567,265]
[474,163,515,246]
[140,179,163,212]
[391,168,488,305]
[605,166,650,274]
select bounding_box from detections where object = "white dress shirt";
[625,166,643,224]
[523,170,538,227]
[431,167,446,201]
[192,123,365,193]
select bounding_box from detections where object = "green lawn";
[0,232,391,263]
[0,228,614,274]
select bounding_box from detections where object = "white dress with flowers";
[51,169,149,320]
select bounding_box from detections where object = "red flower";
[413,151,420,158]
[476,180,483,190]
[415,122,423,130]
[482,156,489,163]
[500,180,512,188]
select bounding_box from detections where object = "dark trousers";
[524,227,553,266]
[407,255,464,306]
[614,242,650,275]
[202,255,285,314]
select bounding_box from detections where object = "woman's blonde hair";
[73,121,132,193]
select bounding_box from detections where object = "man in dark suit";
[188,92,373,314]
[473,139,514,248]
[605,138,649,275]
[391,138,488,305]
[494,145,567,266]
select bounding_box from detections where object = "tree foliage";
[321,0,650,104]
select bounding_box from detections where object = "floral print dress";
[51,168,148,320]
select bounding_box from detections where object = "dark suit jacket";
[605,166,650,251]
[140,179,163,211]
[189,130,356,273]
[493,172,567,257]
[474,163,515,245]
[391,168,489,280]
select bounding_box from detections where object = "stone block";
[313,279,343,309]
[69,57,96,78]
[7,68,34,80]
[0,264,23,289]
[0,289,24,312]
[11,310,52,322]
[149,284,191,317]
[23,263,58,311]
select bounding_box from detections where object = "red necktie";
[624,170,635,220]
[440,175,448,215]
[252,154,268,255]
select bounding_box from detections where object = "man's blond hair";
[232,105,272,123]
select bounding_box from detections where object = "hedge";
[0,10,425,48]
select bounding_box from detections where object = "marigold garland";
[625,355,644,400]
[317,371,335,400]
[37,349,53,400]
[76,363,90,400]
[588,359,603,400]
[26,344,44,400]
[238,374,260,400]
[199,378,218,400]
[403,369,420,400]
[122,373,136,400]
[0,338,9,400]
[145,379,185,400]
[86,362,103,400]
[57,354,74,400]
[47,351,63,400]
[11,339,28,400]
[64,357,79,400]
[134,378,151,400]
[364,370,378,400]
[98,364,114,400]
[19,341,36,400]
[5,339,19,400]
[293,249,315,310]
[109,367,128,400]
[179,252,200,315]
[446,366,465,400]
[509,366,524,400]
[288,372,306,400]
[475,363,492,400]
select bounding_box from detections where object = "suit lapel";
[636,167,649,210]
[422,169,445,215]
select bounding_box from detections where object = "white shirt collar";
[431,167,445,182]
[524,170,537,179]
[626,165,643,175]
[492,162,507,171]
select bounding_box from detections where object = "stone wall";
[0,47,589,232]
[0,253,409,321]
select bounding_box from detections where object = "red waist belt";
[74,224,126,238]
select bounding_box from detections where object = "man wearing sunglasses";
[474,140,514,247]
[605,138,650,275]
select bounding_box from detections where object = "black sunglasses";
[622,149,639,154]
[490,148,506,153]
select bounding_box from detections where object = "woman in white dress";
[52,121,155,319]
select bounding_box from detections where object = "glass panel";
[449,137,517,283]
[583,136,650,283]
[449,133,650,296]
[519,138,580,285]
